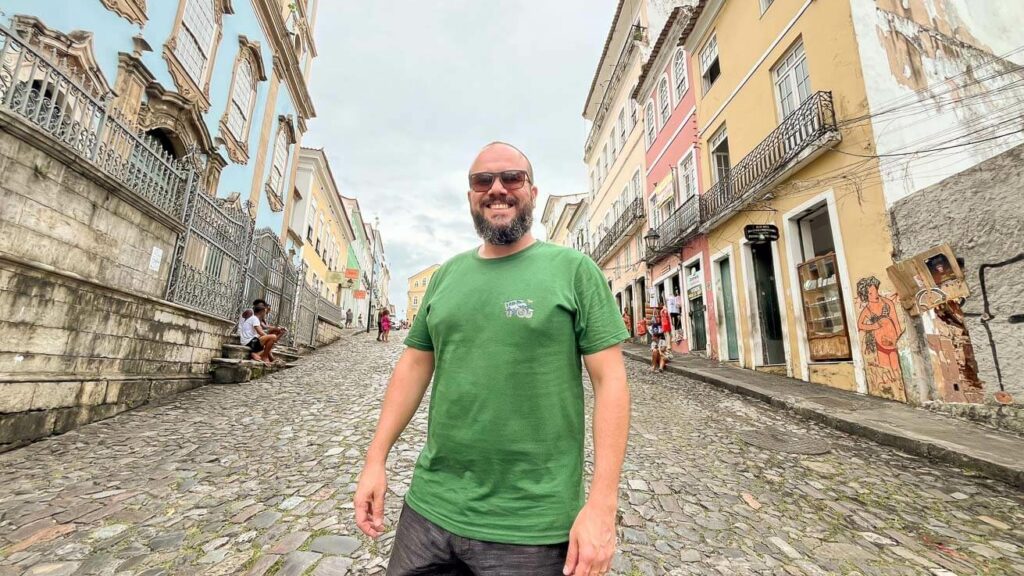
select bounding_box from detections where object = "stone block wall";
[890,144,1024,403]
[0,123,180,299]
[0,116,236,447]
[316,319,344,347]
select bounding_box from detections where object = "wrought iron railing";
[647,194,699,262]
[585,24,646,158]
[0,24,186,218]
[244,228,301,344]
[165,173,255,320]
[591,197,645,264]
[700,91,839,224]
[294,282,319,347]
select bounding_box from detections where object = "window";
[631,170,642,202]
[795,205,850,361]
[773,40,811,119]
[630,97,639,129]
[618,109,627,148]
[176,0,217,85]
[700,34,720,93]
[305,201,316,241]
[678,151,697,200]
[649,196,659,228]
[658,77,671,125]
[760,0,775,13]
[610,123,618,158]
[226,57,254,141]
[674,49,688,101]
[601,144,609,176]
[412,296,419,306]
[709,125,730,183]
[266,121,294,209]
[644,102,656,148]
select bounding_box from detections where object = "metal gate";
[243,228,301,344]
[165,171,255,320]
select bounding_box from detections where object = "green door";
[719,258,739,360]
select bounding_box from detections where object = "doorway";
[717,257,739,361]
[624,285,635,336]
[751,243,786,365]
[637,277,647,320]
[685,262,706,352]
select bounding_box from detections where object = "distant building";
[540,193,587,247]
[407,264,440,324]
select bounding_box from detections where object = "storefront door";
[718,257,739,360]
[689,296,707,351]
[751,243,786,365]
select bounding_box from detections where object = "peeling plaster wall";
[890,143,1024,400]
[849,0,1024,207]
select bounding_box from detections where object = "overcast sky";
[303,1,617,317]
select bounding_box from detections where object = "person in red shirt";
[636,314,648,345]
[660,305,672,340]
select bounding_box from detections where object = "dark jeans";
[387,503,569,576]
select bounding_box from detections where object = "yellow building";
[540,193,587,247]
[584,1,678,328]
[407,264,440,324]
[291,148,358,309]
[680,0,895,397]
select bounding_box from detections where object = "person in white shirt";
[238,305,277,365]
[667,291,682,331]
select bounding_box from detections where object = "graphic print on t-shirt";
[504,299,535,319]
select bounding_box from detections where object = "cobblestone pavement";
[1,335,1023,576]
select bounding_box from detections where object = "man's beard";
[472,198,534,246]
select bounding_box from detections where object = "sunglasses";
[468,170,531,193]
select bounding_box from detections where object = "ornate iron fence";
[165,171,255,320]
[700,91,838,224]
[293,282,319,347]
[591,197,645,264]
[0,24,186,218]
[317,295,343,326]
[243,228,301,343]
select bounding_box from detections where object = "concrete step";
[210,357,293,384]
[221,344,300,363]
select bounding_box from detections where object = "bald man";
[354,143,630,576]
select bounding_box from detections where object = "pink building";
[634,6,722,358]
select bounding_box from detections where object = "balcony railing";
[585,24,646,158]
[0,24,187,219]
[700,91,839,225]
[647,194,699,262]
[591,197,645,264]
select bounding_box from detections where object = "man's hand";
[563,500,617,575]
[354,462,387,538]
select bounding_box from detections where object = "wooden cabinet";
[797,253,851,361]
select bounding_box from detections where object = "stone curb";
[622,349,1024,489]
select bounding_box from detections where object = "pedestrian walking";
[376,310,384,341]
[354,142,630,576]
[380,309,391,342]
[659,304,672,342]
[346,308,354,328]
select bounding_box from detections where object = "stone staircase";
[210,343,303,384]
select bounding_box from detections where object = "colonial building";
[583,0,678,340]
[540,193,587,247]
[292,147,358,310]
[673,0,1024,410]
[633,5,708,356]
[407,264,440,324]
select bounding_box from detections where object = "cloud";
[303,0,617,316]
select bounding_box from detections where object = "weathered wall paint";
[848,0,1024,207]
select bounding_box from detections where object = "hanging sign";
[344,268,360,279]
[354,290,367,300]
[744,224,778,243]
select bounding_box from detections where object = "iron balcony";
[591,197,645,265]
[646,194,699,264]
[699,91,840,228]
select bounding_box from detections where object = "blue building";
[0,0,319,233]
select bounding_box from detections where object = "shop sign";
[744,224,779,243]
[687,285,702,300]
[354,290,367,299]
[344,268,360,279]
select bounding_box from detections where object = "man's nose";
[487,177,508,194]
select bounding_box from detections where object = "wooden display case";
[798,253,852,361]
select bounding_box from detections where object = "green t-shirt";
[403,241,629,545]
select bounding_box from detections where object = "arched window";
[658,77,671,125]
[265,118,295,211]
[176,0,217,85]
[226,58,254,140]
[674,49,688,100]
[644,102,656,148]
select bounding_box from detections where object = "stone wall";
[0,113,235,447]
[890,144,1024,401]
[315,319,344,347]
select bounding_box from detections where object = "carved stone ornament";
[161,0,235,113]
[217,36,268,165]
[99,0,148,26]
[138,82,216,157]
[10,15,112,98]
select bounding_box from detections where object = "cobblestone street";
[1,335,1023,576]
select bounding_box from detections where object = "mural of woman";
[856,276,906,401]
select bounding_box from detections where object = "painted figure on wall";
[856,276,907,402]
